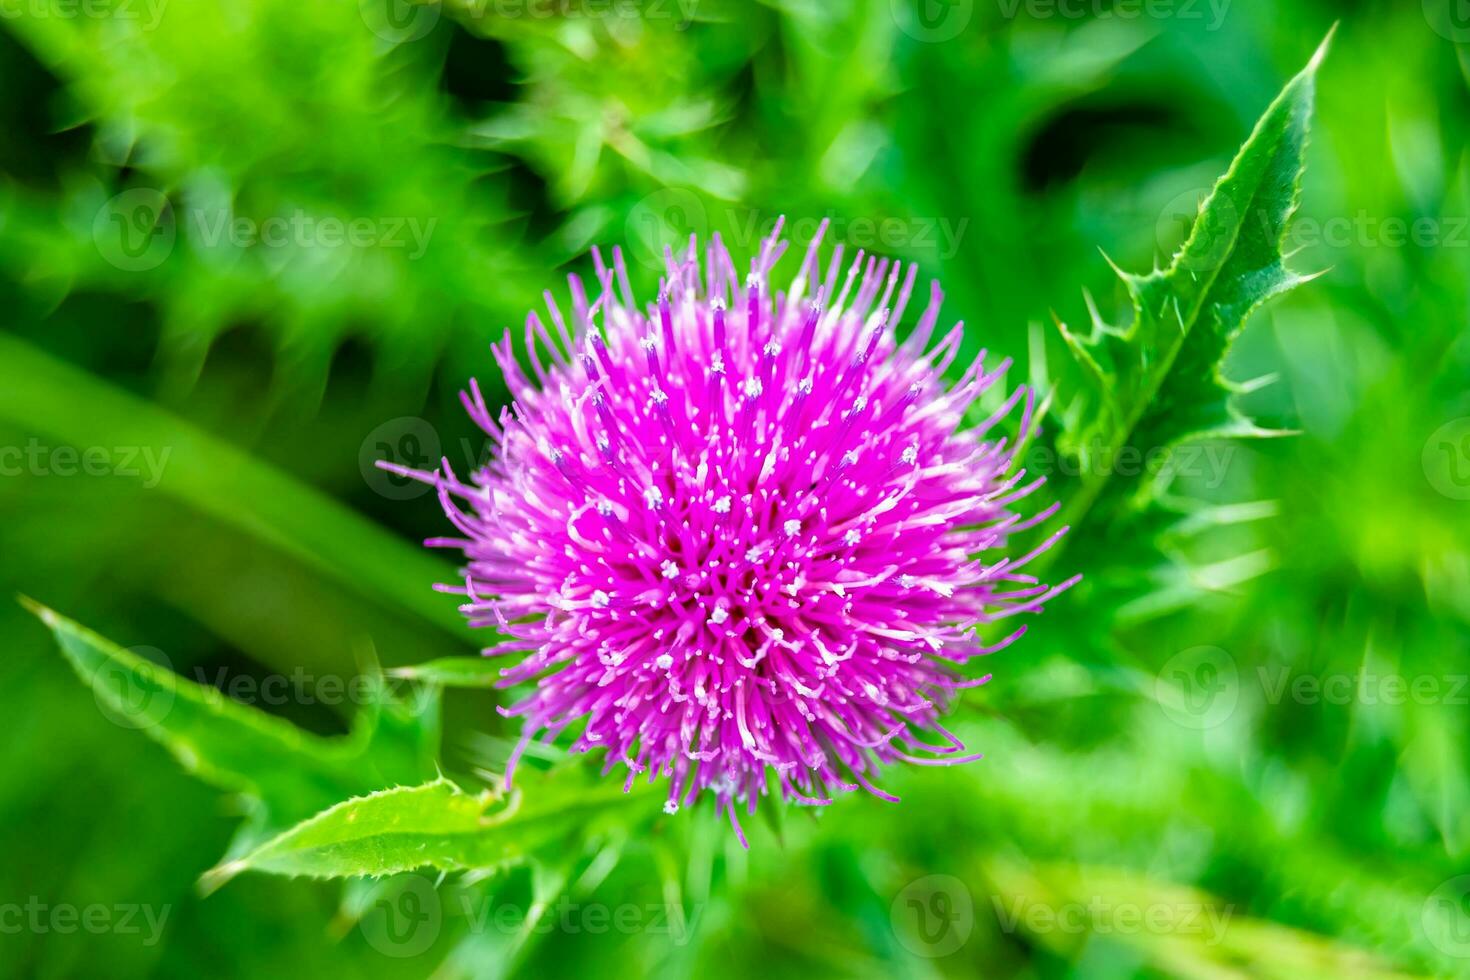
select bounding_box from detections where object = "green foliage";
[1041,33,1331,615]
[390,657,503,688]
[0,0,536,377]
[207,768,652,885]
[1056,35,1324,508]
[25,599,440,854]
[0,336,464,636]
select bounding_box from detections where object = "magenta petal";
[407,223,1072,831]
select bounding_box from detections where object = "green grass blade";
[0,335,466,639]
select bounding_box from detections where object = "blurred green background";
[3,0,1470,977]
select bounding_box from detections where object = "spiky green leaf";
[1051,33,1330,537]
[24,599,441,843]
[1036,33,1332,613]
[204,765,652,885]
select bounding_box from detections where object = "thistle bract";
[390,220,1074,842]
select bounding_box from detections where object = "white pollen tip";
[661,560,679,579]
[663,800,680,814]
[744,378,763,398]
[644,486,664,507]
[656,653,674,669]
[745,546,763,562]
[797,378,814,395]
[640,336,657,351]
[844,529,861,546]
[710,606,729,625]
[783,519,801,536]
[901,445,918,464]
[591,590,611,608]
[843,450,860,466]
[713,495,732,514]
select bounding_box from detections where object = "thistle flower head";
[389,219,1074,843]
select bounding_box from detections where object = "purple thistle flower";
[385,218,1075,844]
